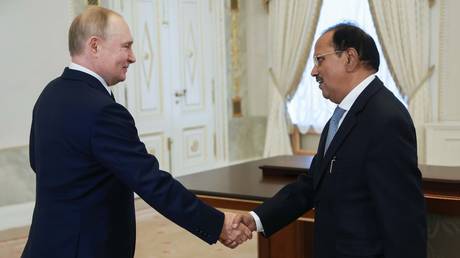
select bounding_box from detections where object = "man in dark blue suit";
[236,24,427,258]
[22,6,250,258]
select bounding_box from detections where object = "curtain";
[369,0,433,162]
[263,0,322,157]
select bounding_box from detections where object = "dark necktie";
[110,91,115,102]
[324,106,345,154]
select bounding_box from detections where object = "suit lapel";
[313,77,384,190]
[313,122,328,187]
[317,121,329,157]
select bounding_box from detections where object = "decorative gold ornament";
[142,23,154,90]
[262,0,270,13]
[86,0,100,6]
[190,140,199,153]
[232,96,242,117]
[230,0,242,117]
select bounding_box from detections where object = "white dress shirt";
[250,73,376,233]
[68,62,112,95]
[335,74,375,128]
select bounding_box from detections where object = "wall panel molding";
[426,123,460,166]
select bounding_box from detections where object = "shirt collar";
[338,74,376,111]
[68,62,111,94]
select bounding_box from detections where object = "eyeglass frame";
[313,50,344,67]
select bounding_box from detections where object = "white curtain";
[263,0,322,157]
[369,0,433,162]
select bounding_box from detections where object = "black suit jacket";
[254,77,427,258]
[22,68,224,258]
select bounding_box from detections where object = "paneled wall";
[225,0,268,161]
[424,0,460,165]
[438,0,460,121]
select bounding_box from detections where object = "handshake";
[218,212,257,249]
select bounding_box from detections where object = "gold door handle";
[174,89,187,97]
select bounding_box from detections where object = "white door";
[168,0,217,176]
[109,0,172,171]
[107,0,224,176]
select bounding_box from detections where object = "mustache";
[315,76,323,84]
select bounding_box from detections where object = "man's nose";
[311,65,318,77]
[129,51,136,63]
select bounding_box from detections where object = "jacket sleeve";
[365,115,427,258]
[90,103,224,244]
[253,156,316,237]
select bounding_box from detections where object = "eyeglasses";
[313,50,343,67]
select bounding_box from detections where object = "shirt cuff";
[249,211,265,233]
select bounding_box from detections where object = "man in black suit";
[236,23,427,258]
[22,6,250,258]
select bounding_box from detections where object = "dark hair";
[324,22,380,71]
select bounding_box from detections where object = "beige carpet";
[0,200,257,258]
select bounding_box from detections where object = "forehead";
[314,31,334,53]
[106,16,133,41]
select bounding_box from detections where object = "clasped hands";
[219,212,257,249]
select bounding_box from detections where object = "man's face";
[97,16,136,86]
[310,31,347,104]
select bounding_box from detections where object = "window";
[287,0,405,134]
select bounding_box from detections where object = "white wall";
[244,0,268,117]
[422,0,460,166]
[0,0,71,149]
[438,0,460,122]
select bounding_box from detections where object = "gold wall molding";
[230,0,242,117]
[87,0,100,5]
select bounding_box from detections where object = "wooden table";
[177,155,460,258]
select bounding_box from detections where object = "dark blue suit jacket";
[22,68,224,258]
[254,78,427,258]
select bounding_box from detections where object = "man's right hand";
[232,212,256,232]
[219,212,253,249]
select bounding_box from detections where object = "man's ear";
[345,48,359,71]
[88,36,99,54]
